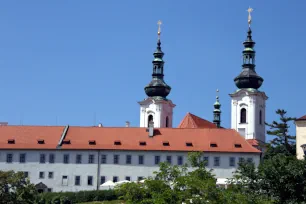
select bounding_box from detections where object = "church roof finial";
[144,20,171,99]
[234,7,264,90]
[247,7,253,28]
[157,20,162,39]
[213,89,221,128]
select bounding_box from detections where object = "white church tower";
[230,8,268,143]
[138,21,176,128]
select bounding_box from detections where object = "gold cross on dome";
[247,7,253,27]
[157,20,162,37]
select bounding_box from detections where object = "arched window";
[259,110,262,125]
[148,115,153,127]
[165,116,169,128]
[240,108,247,123]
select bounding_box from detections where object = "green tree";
[265,109,296,158]
[117,152,272,204]
[0,170,38,204]
[232,154,306,203]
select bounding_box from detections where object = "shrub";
[38,189,118,203]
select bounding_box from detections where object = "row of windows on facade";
[22,171,144,186]
[240,108,262,125]
[6,153,253,167]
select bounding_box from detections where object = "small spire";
[213,89,221,128]
[247,7,253,28]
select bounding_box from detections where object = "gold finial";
[247,7,253,27]
[157,20,162,39]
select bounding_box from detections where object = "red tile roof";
[0,125,260,153]
[60,126,260,153]
[296,115,306,121]
[246,139,259,146]
[178,112,217,129]
[0,126,65,149]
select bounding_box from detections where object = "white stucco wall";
[139,99,175,128]
[0,149,260,192]
[296,120,306,159]
[230,90,267,142]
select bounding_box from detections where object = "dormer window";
[7,139,15,144]
[62,139,71,144]
[163,141,170,146]
[139,141,146,146]
[114,141,121,145]
[88,140,96,145]
[186,142,193,147]
[37,139,45,144]
[210,143,217,147]
[234,144,242,148]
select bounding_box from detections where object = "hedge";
[37,189,119,204]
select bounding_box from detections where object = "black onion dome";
[234,27,264,89]
[144,38,171,98]
[145,78,171,98]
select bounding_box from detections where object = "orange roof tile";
[296,115,306,121]
[246,139,259,146]
[0,126,65,149]
[178,112,217,129]
[61,126,260,153]
[0,125,260,153]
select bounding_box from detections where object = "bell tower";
[230,8,268,142]
[138,20,175,128]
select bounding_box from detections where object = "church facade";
[0,12,267,192]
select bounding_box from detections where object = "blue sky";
[0,1,304,135]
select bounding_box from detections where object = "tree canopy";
[0,171,38,204]
[264,109,296,158]
[117,152,272,204]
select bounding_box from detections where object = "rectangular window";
[126,155,132,164]
[76,154,82,164]
[166,156,172,164]
[88,154,95,164]
[47,188,52,192]
[114,155,119,164]
[113,176,118,182]
[101,154,107,164]
[229,157,236,167]
[6,153,13,163]
[247,158,253,163]
[177,156,183,165]
[214,157,220,167]
[138,176,144,181]
[49,154,55,163]
[75,176,81,186]
[63,154,69,164]
[40,154,46,163]
[87,176,93,186]
[24,171,29,178]
[62,176,68,186]
[239,157,245,163]
[48,172,54,179]
[125,176,131,181]
[39,172,44,179]
[203,156,209,167]
[100,176,106,184]
[19,153,26,163]
[138,155,144,165]
[155,156,160,165]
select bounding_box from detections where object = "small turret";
[213,89,221,128]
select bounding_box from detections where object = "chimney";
[125,121,130,127]
[0,122,8,126]
[98,123,103,127]
[148,121,154,137]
